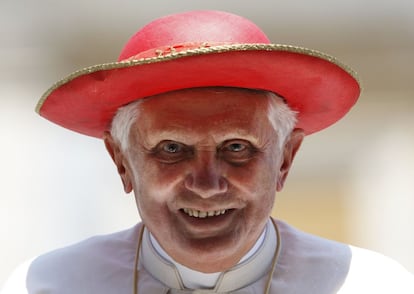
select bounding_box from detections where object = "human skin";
[104,87,304,273]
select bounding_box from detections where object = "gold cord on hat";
[133,217,281,294]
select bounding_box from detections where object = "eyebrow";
[145,129,260,146]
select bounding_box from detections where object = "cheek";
[131,158,185,209]
[142,162,185,193]
[235,155,280,209]
[132,167,174,229]
[231,156,279,193]
[132,163,186,239]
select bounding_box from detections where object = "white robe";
[2,219,414,293]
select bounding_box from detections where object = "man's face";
[106,88,302,272]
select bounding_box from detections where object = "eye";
[219,140,257,163]
[152,140,192,163]
[163,142,183,153]
[226,142,246,152]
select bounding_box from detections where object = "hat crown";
[118,10,270,61]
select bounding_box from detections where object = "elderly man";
[2,10,414,294]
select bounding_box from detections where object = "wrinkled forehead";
[132,87,277,144]
[138,87,274,116]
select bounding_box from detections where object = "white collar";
[149,224,267,289]
[140,219,277,292]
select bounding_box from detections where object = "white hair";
[110,99,142,151]
[110,89,297,151]
[265,91,298,148]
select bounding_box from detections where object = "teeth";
[183,208,228,218]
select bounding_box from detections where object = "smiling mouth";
[182,208,230,218]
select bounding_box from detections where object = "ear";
[103,131,133,193]
[276,128,305,191]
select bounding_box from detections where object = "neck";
[140,221,278,292]
[149,226,267,289]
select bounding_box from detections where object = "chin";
[170,232,250,272]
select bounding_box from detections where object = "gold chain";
[133,218,281,294]
[132,224,145,294]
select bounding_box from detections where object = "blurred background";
[1,0,413,286]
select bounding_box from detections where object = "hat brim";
[36,44,361,138]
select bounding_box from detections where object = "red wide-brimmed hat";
[36,10,361,138]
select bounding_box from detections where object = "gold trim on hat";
[36,43,360,113]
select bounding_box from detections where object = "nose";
[184,152,228,198]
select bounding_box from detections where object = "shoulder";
[29,223,141,271]
[1,223,143,294]
[274,219,414,294]
[338,245,414,293]
[274,219,352,293]
[276,219,353,270]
